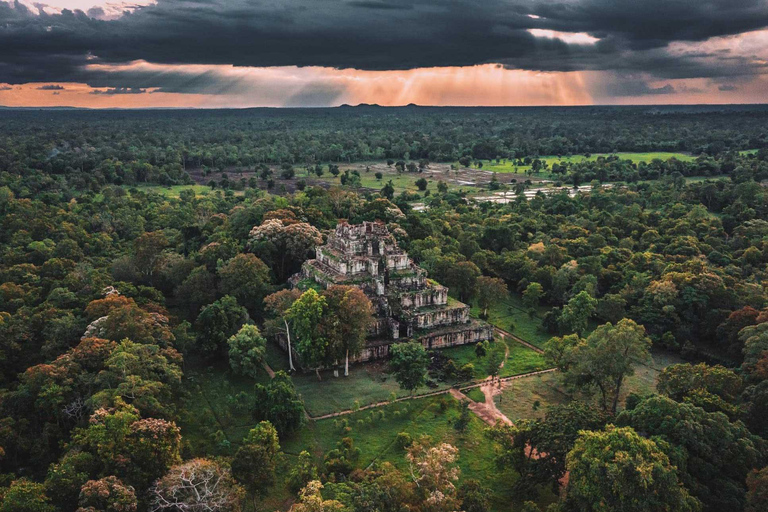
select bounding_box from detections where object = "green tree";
[445,261,481,303]
[618,395,765,512]
[288,451,319,492]
[195,295,249,356]
[522,282,544,311]
[70,400,182,491]
[656,363,742,417]
[486,345,504,380]
[458,479,490,512]
[253,371,305,434]
[0,479,54,512]
[321,285,374,376]
[218,254,272,317]
[487,403,607,497]
[564,425,700,512]
[231,421,281,499]
[475,276,507,318]
[545,319,651,413]
[558,290,597,335]
[227,324,267,379]
[389,341,429,394]
[264,288,302,372]
[287,289,328,379]
[746,467,768,512]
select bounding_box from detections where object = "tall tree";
[264,288,301,371]
[486,402,607,497]
[558,290,598,335]
[321,285,374,376]
[545,318,651,413]
[445,261,481,303]
[231,421,281,500]
[287,289,328,379]
[389,341,428,394]
[227,324,267,379]
[475,276,507,319]
[564,425,700,512]
[248,219,322,282]
[218,254,272,318]
[194,295,249,357]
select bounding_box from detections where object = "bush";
[396,432,412,449]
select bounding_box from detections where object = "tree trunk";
[345,349,349,377]
[611,376,624,414]
[315,368,322,381]
[284,319,295,371]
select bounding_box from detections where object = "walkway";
[308,367,556,420]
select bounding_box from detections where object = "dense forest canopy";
[0,107,767,512]
[2,105,768,189]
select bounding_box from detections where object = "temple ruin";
[289,221,492,362]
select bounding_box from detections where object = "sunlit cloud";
[528,29,599,45]
[2,0,155,18]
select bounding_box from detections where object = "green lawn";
[178,358,272,457]
[471,152,699,176]
[494,350,685,421]
[464,387,486,403]
[437,339,548,380]
[129,184,220,198]
[471,294,552,348]
[270,394,555,512]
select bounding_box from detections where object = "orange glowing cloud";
[0,64,596,108]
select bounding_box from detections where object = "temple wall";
[353,323,493,363]
[397,287,448,309]
[414,306,470,329]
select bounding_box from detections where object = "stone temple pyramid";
[291,220,492,362]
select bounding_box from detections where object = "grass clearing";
[471,293,551,348]
[271,394,555,512]
[129,184,222,198]
[464,387,486,403]
[178,358,272,457]
[494,350,685,421]
[472,152,699,177]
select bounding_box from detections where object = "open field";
[494,350,685,421]
[290,338,547,417]
[271,394,555,512]
[178,358,272,457]
[474,152,699,176]
[165,150,722,199]
[130,184,227,197]
[471,293,552,348]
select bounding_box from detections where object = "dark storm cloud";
[0,0,767,88]
[719,84,738,91]
[602,81,676,97]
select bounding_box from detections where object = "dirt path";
[452,379,513,426]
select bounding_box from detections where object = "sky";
[1,0,767,108]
